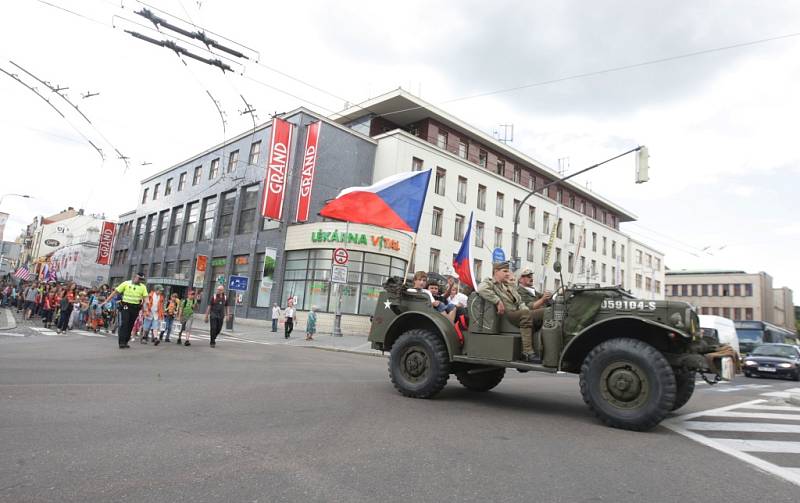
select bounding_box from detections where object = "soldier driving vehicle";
[369,262,736,431]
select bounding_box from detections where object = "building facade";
[665,269,797,332]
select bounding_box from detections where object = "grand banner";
[95,221,116,265]
[261,117,294,221]
[295,121,321,222]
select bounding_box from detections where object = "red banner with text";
[261,118,294,220]
[295,121,321,222]
[96,221,116,265]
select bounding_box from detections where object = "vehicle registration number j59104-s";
[601,299,657,311]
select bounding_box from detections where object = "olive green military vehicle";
[368,263,734,431]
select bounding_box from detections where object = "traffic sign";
[331,265,348,284]
[333,247,349,265]
[228,275,249,291]
[492,247,506,263]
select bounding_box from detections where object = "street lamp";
[511,146,649,271]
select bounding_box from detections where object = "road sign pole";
[332,222,349,337]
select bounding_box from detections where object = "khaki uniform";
[517,285,542,306]
[478,277,544,356]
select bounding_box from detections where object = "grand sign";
[295,121,321,223]
[261,117,294,221]
[95,221,116,265]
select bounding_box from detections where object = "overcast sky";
[2,0,799,295]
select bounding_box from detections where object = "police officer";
[106,272,149,349]
[478,261,543,363]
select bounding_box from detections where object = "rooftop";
[666,269,748,276]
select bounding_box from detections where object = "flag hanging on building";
[14,266,32,281]
[295,121,321,223]
[453,212,478,291]
[261,117,295,221]
[96,221,116,265]
[319,169,432,233]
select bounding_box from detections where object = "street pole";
[332,221,349,337]
[511,146,645,271]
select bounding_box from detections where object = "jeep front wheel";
[389,329,450,398]
[579,338,676,431]
[672,369,696,411]
[456,368,505,392]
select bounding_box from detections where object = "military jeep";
[368,263,733,431]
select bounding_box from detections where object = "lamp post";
[511,146,648,271]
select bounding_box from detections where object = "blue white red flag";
[453,212,478,291]
[319,170,431,232]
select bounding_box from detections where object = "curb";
[301,345,387,358]
[0,309,17,331]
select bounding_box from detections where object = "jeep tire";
[455,368,505,392]
[671,369,696,411]
[580,338,676,431]
[389,329,450,398]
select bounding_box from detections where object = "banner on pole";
[261,118,294,221]
[256,247,277,307]
[96,221,116,265]
[295,121,321,222]
[193,255,208,289]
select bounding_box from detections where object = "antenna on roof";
[493,124,514,144]
[557,157,570,177]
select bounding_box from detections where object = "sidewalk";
[0,307,17,331]
[188,317,384,357]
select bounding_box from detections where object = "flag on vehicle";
[14,266,32,281]
[452,212,478,291]
[319,170,432,232]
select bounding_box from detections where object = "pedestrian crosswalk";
[664,388,800,487]
[27,326,107,338]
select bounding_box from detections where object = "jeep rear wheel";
[455,368,505,392]
[580,338,676,431]
[389,329,450,398]
[672,369,696,411]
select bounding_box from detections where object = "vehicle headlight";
[744,360,757,366]
[778,363,793,368]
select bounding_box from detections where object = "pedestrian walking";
[284,299,295,339]
[141,285,165,345]
[104,272,148,349]
[305,305,317,341]
[177,290,198,346]
[271,303,281,332]
[204,285,230,348]
[56,286,75,334]
[41,290,56,329]
[159,292,180,342]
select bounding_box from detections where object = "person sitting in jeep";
[407,271,456,322]
[477,261,542,363]
[517,268,552,310]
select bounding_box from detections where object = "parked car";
[742,344,800,381]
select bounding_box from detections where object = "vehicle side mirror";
[553,261,562,273]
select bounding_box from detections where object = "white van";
[699,315,741,359]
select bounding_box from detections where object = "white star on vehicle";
[384,300,392,309]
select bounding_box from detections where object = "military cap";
[492,260,511,272]
[519,268,534,277]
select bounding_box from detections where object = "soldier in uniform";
[517,268,552,310]
[478,261,542,363]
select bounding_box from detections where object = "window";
[611,241,616,258]
[513,166,521,183]
[556,188,563,204]
[591,259,597,277]
[454,214,465,241]
[602,237,607,255]
[193,166,202,185]
[495,192,504,217]
[591,205,597,219]
[612,266,616,283]
[527,239,535,262]
[722,307,730,319]
[217,190,236,239]
[654,280,661,294]
[156,210,169,248]
[209,158,220,179]
[458,141,468,159]
[636,250,643,264]
[580,200,586,214]
[435,168,446,196]
[429,248,440,274]
[477,185,486,210]
[733,283,741,296]
[722,284,730,296]
[620,269,625,288]
[178,260,190,279]
[227,150,239,173]
[580,256,586,275]
[143,214,155,248]
[691,284,698,296]
[164,261,176,277]
[495,159,504,175]
[493,227,503,248]
[646,253,652,267]
[745,308,753,320]
[199,196,217,241]
[431,207,443,236]
[541,244,548,265]
[457,176,467,203]
[437,131,448,149]
[569,194,575,208]
[479,150,487,168]
[184,202,198,243]
[411,157,423,172]
[178,172,186,191]
[133,217,145,249]
[165,178,173,196]
[528,206,536,230]
[646,277,652,291]
[475,221,485,247]
[654,257,661,271]
[733,307,741,320]
[150,262,161,277]
[602,263,607,283]
[701,284,709,296]
[592,232,597,252]
[141,187,149,204]
[635,274,643,288]
[569,223,575,243]
[474,259,482,280]
[568,252,574,273]
[233,254,250,276]
[745,284,753,296]
[249,141,261,165]
[529,175,536,190]
[543,212,550,233]
[153,183,160,200]
[237,184,260,235]
[168,206,183,246]
[620,244,626,262]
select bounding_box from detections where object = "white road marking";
[28,327,60,336]
[714,439,800,453]
[0,332,26,337]
[683,421,800,433]
[702,411,800,421]
[762,388,800,399]
[738,404,800,412]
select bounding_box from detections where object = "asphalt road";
[2,314,799,503]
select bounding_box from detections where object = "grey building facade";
[109,108,378,320]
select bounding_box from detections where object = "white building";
[335,90,666,298]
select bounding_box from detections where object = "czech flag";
[453,212,478,291]
[319,170,431,232]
